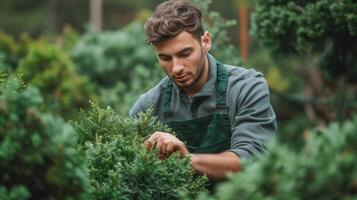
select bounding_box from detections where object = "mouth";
[174,74,189,82]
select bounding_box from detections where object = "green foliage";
[188,115,357,200]
[72,21,159,87]
[16,40,95,118]
[0,32,40,73]
[0,186,30,200]
[0,32,96,119]
[251,0,357,81]
[72,21,164,115]
[0,74,90,200]
[193,0,242,66]
[276,112,314,151]
[72,104,208,200]
[0,0,49,36]
[57,25,81,51]
[0,32,21,71]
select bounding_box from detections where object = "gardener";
[129,0,277,182]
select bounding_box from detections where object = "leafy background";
[0,0,356,199]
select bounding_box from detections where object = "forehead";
[154,31,200,55]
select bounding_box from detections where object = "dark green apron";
[161,61,232,191]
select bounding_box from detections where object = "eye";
[159,55,171,62]
[178,51,191,58]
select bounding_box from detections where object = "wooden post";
[90,0,102,32]
[238,3,249,63]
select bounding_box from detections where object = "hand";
[145,131,189,158]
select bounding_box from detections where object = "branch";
[313,40,334,66]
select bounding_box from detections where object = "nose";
[172,58,184,75]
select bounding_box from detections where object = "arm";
[228,74,277,158]
[185,73,276,180]
[190,152,240,181]
[145,132,240,181]
[188,73,276,180]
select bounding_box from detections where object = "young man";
[129,0,277,181]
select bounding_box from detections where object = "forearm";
[190,151,241,181]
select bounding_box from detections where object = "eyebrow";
[158,47,193,57]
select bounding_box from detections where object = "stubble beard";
[178,53,207,91]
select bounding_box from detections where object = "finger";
[146,132,161,148]
[161,142,168,154]
[166,142,175,155]
[155,138,163,150]
[177,142,188,157]
[144,139,153,149]
[158,152,167,160]
[147,132,159,143]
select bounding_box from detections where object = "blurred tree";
[71,20,162,115]
[251,0,357,125]
[0,0,49,35]
[0,0,241,38]
[15,38,96,119]
[193,0,242,66]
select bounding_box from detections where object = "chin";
[178,82,195,89]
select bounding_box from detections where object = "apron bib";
[161,61,232,191]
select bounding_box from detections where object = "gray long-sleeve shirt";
[129,54,277,158]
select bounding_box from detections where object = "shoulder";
[129,77,170,116]
[224,64,270,106]
[225,64,265,84]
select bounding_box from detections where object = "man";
[129,0,277,182]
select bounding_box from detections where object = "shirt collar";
[172,53,217,97]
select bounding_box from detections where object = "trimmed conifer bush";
[0,73,90,200]
[72,104,208,200]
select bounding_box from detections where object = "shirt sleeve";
[128,81,165,117]
[228,73,277,159]
[129,94,148,117]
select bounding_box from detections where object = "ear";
[201,31,211,52]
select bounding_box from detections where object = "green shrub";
[0,74,91,200]
[0,31,96,119]
[72,21,164,115]
[188,115,357,200]
[72,104,208,200]
[72,21,159,88]
[0,32,20,71]
[57,25,81,51]
[0,33,37,73]
[193,0,242,66]
[251,0,357,82]
[0,185,30,200]
[16,41,96,118]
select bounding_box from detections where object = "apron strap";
[162,80,173,117]
[216,61,228,109]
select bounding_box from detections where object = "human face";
[154,31,211,96]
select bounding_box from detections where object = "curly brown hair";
[144,0,204,45]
